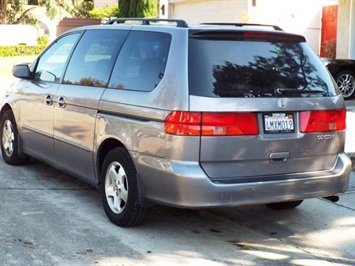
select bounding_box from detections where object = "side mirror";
[12,64,31,79]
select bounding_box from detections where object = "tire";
[100,147,151,227]
[1,110,28,165]
[266,200,303,210]
[335,70,355,99]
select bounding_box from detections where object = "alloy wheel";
[104,161,129,214]
[337,72,355,99]
[2,119,15,157]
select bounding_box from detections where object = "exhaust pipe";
[322,195,339,202]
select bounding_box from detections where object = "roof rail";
[105,18,188,28]
[201,23,283,31]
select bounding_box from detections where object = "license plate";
[263,113,295,134]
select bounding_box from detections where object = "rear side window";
[109,31,171,91]
[63,30,128,87]
[189,32,336,98]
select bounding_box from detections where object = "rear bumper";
[135,153,352,208]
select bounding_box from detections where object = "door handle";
[57,96,66,108]
[269,152,289,163]
[44,94,53,106]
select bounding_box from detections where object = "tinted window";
[109,31,171,91]
[35,33,80,82]
[63,30,128,87]
[189,34,336,98]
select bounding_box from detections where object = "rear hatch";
[187,28,346,183]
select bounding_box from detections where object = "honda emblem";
[278,99,286,109]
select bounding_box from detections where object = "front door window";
[35,33,80,83]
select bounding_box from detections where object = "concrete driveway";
[0,153,354,266]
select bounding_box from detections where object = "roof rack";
[201,23,283,31]
[105,18,188,28]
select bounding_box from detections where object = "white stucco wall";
[160,0,169,18]
[94,0,117,8]
[0,25,38,45]
[336,0,355,59]
[167,0,340,55]
[248,0,338,55]
[168,0,248,24]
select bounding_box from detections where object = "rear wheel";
[336,70,355,99]
[266,200,303,210]
[100,147,151,227]
[1,110,28,165]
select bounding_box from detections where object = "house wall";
[249,0,338,55]
[167,0,343,56]
[336,0,355,59]
[0,25,38,45]
[168,0,249,24]
[94,0,117,8]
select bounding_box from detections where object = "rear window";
[109,31,171,91]
[188,31,336,98]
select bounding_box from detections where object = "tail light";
[300,110,346,133]
[164,111,259,136]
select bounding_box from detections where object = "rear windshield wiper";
[276,88,327,96]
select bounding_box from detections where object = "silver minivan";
[1,19,351,227]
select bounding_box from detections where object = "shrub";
[90,4,119,19]
[0,45,46,57]
[37,35,50,46]
[323,39,336,59]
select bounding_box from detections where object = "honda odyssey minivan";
[1,19,351,227]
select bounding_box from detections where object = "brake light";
[243,32,270,39]
[164,111,259,136]
[164,111,201,136]
[300,110,346,133]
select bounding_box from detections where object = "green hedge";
[0,45,47,57]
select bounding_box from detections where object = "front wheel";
[266,200,303,210]
[336,70,355,99]
[100,147,151,227]
[1,110,28,165]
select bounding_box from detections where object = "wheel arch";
[335,69,355,77]
[97,138,126,183]
[1,103,20,128]
[0,103,12,118]
[0,105,28,163]
[96,138,154,208]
